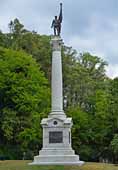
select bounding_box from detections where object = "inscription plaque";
[49,131,63,143]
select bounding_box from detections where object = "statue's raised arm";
[51,3,63,36]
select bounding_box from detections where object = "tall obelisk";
[49,36,66,118]
[30,3,84,165]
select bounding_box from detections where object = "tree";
[8,18,28,36]
[63,52,108,112]
[92,89,112,161]
[110,134,118,163]
[109,78,118,134]
[0,30,7,47]
[7,20,52,80]
[0,47,50,159]
[67,106,94,161]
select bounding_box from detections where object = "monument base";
[29,149,84,165]
[30,114,84,166]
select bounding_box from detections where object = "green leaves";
[1,108,18,140]
[0,47,50,157]
[110,134,118,154]
[110,134,118,163]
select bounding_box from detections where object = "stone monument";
[30,3,84,165]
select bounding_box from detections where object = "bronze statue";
[51,3,63,36]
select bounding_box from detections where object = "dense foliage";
[0,19,118,163]
[0,47,50,159]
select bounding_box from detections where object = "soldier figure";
[51,3,63,36]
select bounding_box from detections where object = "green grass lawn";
[0,160,118,170]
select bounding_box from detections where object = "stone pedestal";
[30,36,84,165]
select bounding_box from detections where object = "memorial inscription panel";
[49,131,63,143]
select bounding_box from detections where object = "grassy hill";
[0,161,118,170]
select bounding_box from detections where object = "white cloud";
[106,64,118,78]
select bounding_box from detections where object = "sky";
[0,0,118,78]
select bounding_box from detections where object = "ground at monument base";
[0,160,118,170]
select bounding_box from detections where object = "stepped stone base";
[29,148,84,165]
[29,154,84,165]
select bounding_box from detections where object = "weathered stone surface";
[30,36,84,165]
[30,116,84,165]
[51,36,64,114]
